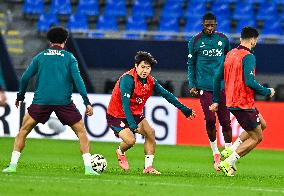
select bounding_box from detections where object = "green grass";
[0,137,284,196]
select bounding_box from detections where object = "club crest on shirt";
[218,41,223,46]
[120,121,125,127]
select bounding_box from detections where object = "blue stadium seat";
[77,0,99,16]
[256,2,278,20]
[50,0,72,15]
[23,0,44,15]
[67,13,88,32]
[37,12,59,32]
[96,15,118,31]
[161,1,183,17]
[262,19,282,35]
[126,16,147,31]
[184,16,201,34]
[217,20,231,34]
[235,18,256,34]
[184,2,206,19]
[233,3,254,20]
[158,16,179,32]
[211,2,231,20]
[132,1,153,17]
[104,0,126,16]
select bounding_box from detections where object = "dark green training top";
[17,46,90,106]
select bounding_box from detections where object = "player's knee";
[126,138,136,147]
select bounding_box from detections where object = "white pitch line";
[1,175,284,194]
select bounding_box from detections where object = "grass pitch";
[0,137,283,196]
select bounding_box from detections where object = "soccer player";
[187,12,232,171]
[2,26,99,176]
[107,51,196,175]
[0,70,7,106]
[210,26,275,176]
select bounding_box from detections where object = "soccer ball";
[91,154,107,173]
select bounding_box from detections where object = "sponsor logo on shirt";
[188,54,193,58]
[200,42,205,48]
[124,93,130,98]
[44,49,64,57]
[202,48,223,57]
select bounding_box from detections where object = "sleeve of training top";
[213,62,224,103]
[187,36,197,89]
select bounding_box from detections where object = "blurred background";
[1,0,284,101]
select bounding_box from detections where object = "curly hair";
[134,51,158,66]
[47,26,69,44]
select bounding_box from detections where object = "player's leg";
[55,103,99,175]
[216,90,232,146]
[136,118,161,175]
[2,105,44,173]
[199,90,220,171]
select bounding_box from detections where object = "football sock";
[117,146,125,155]
[225,142,232,148]
[82,153,92,167]
[231,137,243,151]
[209,139,220,155]
[10,151,21,165]
[145,155,154,168]
[225,151,240,166]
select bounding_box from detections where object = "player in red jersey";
[107,51,196,174]
[210,27,275,176]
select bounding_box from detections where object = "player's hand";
[85,105,93,116]
[209,103,219,112]
[0,91,7,106]
[268,88,275,98]
[15,100,22,108]
[187,110,196,120]
[189,88,199,97]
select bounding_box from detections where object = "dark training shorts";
[199,90,231,128]
[106,113,145,138]
[230,108,260,131]
[28,103,82,126]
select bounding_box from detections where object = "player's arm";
[119,75,138,131]
[243,54,271,96]
[154,79,194,118]
[70,55,91,107]
[17,57,39,102]
[213,62,224,104]
[224,35,231,55]
[187,37,198,94]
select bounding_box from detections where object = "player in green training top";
[2,26,99,176]
[187,12,232,171]
[0,64,7,106]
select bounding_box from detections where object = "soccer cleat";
[218,160,234,177]
[116,149,129,171]
[2,163,17,173]
[213,154,221,171]
[84,166,100,176]
[221,147,234,159]
[143,166,161,175]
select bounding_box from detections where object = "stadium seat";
[161,1,183,17]
[158,16,179,32]
[184,2,206,19]
[217,20,231,34]
[96,15,118,31]
[184,16,201,34]
[211,2,231,20]
[50,0,72,15]
[262,19,282,36]
[37,12,59,32]
[23,0,44,15]
[235,18,256,34]
[232,3,254,20]
[132,1,153,17]
[77,0,99,17]
[256,2,278,21]
[104,0,127,17]
[67,13,88,32]
[125,16,147,31]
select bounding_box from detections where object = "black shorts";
[230,108,260,131]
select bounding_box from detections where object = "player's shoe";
[84,166,100,176]
[2,163,17,173]
[143,166,161,175]
[116,149,129,171]
[221,147,234,159]
[218,160,234,177]
[213,153,221,171]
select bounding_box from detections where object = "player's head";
[134,51,157,78]
[47,26,69,44]
[202,12,217,35]
[240,26,259,49]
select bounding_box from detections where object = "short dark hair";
[241,26,259,39]
[202,12,216,22]
[47,26,69,44]
[134,51,157,66]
